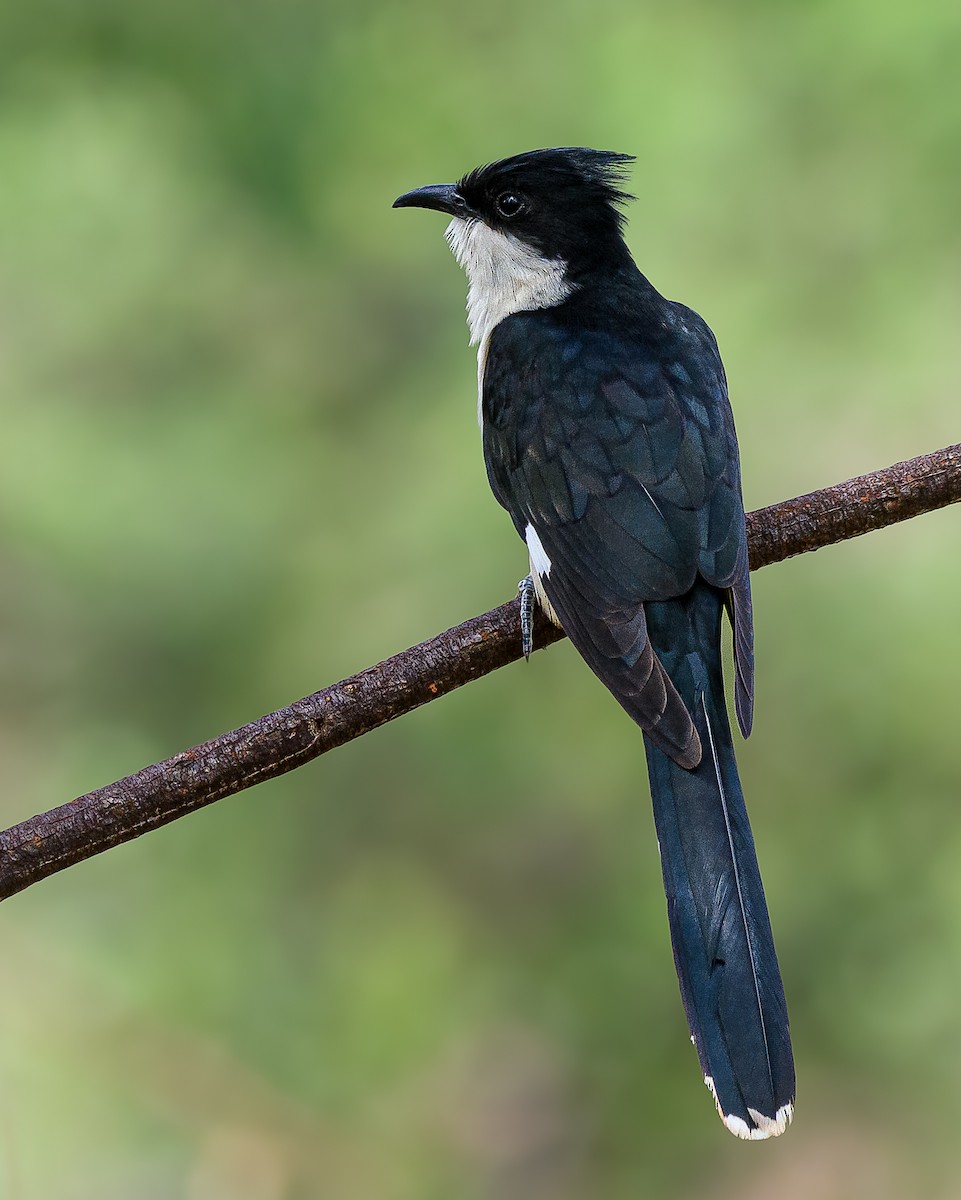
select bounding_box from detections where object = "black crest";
[459,147,635,227]
[456,147,637,276]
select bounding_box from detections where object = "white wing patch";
[525,523,561,627]
[525,523,552,578]
[445,218,574,425]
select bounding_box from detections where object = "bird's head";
[394,148,636,343]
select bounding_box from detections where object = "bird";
[393,147,794,1139]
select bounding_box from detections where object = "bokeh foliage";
[0,1,959,1196]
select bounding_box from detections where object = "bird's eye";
[494,191,527,219]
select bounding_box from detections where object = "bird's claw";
[518,575,535,660]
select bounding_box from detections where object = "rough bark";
[1,443,958,902]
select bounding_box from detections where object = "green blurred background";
[0,1,959,1196]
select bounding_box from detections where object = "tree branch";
[1,443,959,902]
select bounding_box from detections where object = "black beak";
[392,183,470,217]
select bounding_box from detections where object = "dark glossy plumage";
[395,146,793,1136]
[482,260,791,1136]
[483,278,754,759]
[645,587,793,1134]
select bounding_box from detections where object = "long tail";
[643,584,795,1139]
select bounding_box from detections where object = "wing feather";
[483,307,754,758]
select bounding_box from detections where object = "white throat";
[445,217,574,423]
[445,218,573,347]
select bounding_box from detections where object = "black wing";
[481,305,753,764]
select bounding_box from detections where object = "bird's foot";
[518,575,536,660]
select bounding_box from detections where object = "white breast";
[445,218,574,424]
